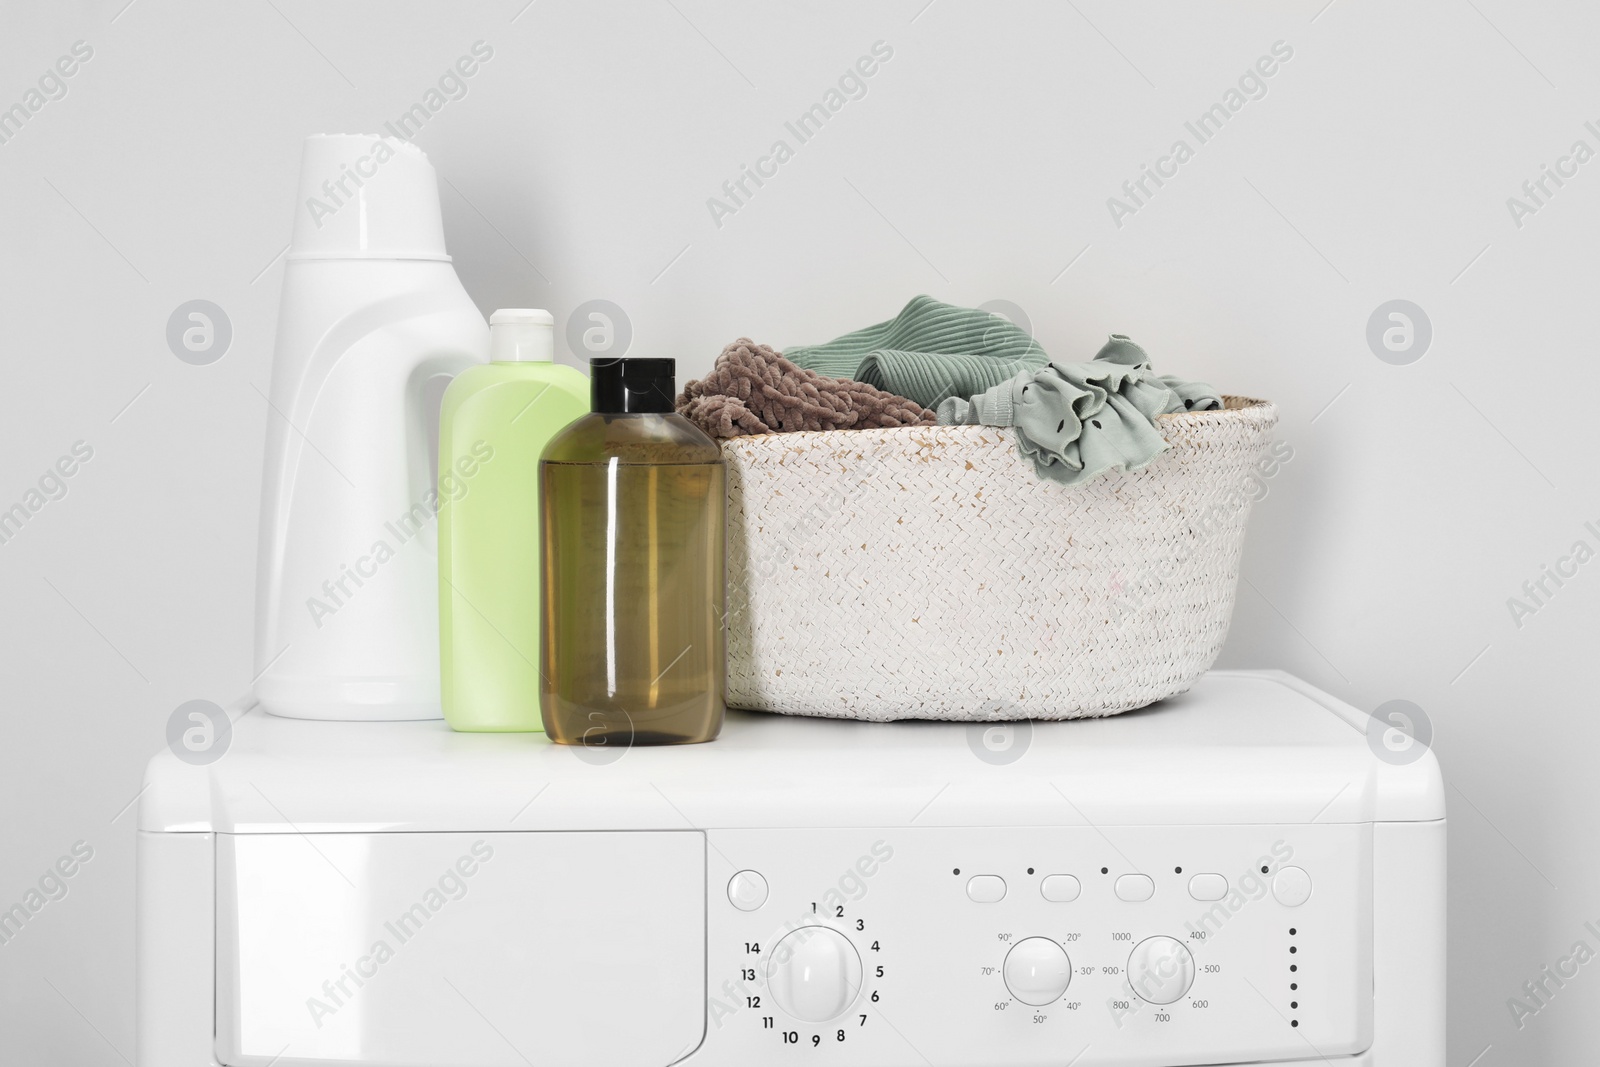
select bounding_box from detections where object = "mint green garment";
[937,335,1222,486]
[784,295,1048,408]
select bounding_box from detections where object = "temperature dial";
[1002,937,1072,1006]
[1127,936,1195,1005]
[766,927,863,1022]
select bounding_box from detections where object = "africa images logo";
[1105,40,1294,229]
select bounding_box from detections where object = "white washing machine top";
[140,669,1443,834]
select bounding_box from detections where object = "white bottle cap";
[288,134,451,261]
[489,309,556,362]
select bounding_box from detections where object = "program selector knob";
[1002,937,1072,1006]
[1126,936,1195,1005]
[765,927,863,1022]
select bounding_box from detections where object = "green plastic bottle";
[438,309,588,731]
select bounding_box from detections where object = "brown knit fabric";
[678,338,936,438]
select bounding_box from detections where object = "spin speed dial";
[1127,936,1195,1005]
[765,927,863,1022]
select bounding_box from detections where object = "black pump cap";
[590,357,676,414]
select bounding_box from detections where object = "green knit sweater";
[783,295,1048,408]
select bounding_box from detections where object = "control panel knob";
[1002,937,1072,1006]
[766,927,863,1022]
[1127,936,1195,1005]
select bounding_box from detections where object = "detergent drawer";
[215,831,705,1067]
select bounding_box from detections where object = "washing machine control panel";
[703,825,1371,1067]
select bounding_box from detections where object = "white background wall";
[2,0,1595,1063]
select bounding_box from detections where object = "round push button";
[1272,866,1312,907]
[727,870,768,911]
[1003,938,1072,1006]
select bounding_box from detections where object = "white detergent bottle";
[253,134,488,720]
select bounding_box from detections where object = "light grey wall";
[1,0,1593,1063]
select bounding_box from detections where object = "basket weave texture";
[722,396,1279,721]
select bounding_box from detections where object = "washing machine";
[136,669,1445,1066]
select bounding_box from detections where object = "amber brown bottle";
[539,358,725,746]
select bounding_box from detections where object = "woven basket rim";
[718,395,1276,449]
[1157,394,1276,427]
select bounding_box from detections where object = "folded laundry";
[783,295,1048,408]
[937,335,1222,486]
[678,338,935,437]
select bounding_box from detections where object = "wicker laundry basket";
[721,396,1280,721]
